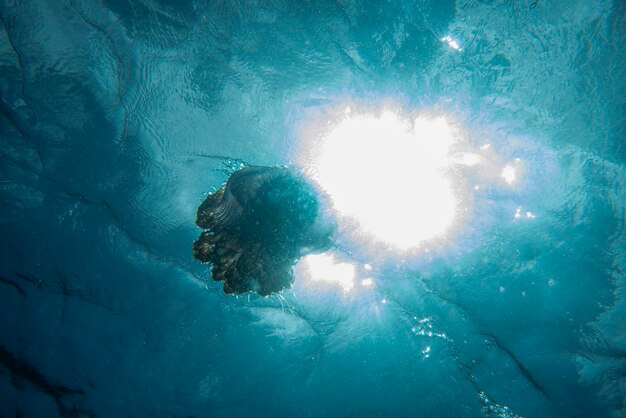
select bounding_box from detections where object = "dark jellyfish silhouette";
[193,166,335,296]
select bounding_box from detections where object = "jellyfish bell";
[193,166,336,296]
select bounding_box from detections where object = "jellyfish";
[193,166,335,296]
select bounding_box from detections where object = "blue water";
[0,0,624,417]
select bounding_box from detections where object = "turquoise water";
[0,0,624,417]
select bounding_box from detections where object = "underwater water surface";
[0,0,625,417]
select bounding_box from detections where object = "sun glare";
[307,109,462,250]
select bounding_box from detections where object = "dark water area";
[0,1,624,417]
